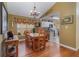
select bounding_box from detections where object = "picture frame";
[61,15,73,25]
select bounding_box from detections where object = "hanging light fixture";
[30,3,40,18]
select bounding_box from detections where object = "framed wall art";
[61,15,73,25]
[64,15,73,24]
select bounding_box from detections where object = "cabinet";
[4,40,19,57]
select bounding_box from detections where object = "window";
[16,23,35,35]
[17,24,27,35]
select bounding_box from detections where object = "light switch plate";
[65,25,68,29]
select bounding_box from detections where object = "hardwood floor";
[18,41,79,57]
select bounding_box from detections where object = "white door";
[49,28,59,44]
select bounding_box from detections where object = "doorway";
[49,15,60,44]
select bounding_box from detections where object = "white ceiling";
[7,2,56,18]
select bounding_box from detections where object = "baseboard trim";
[60,43,78,51]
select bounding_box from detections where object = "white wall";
[0,35,3,56]
[41,21,53,28]
[76,3,79,50]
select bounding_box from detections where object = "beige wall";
[44,2,76,48]
[76,3,79,49]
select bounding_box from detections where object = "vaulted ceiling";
[7,2,56,18]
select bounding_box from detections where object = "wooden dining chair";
[37,28,48,50]
[35,27,49,42]
[32,28,47,51]
[44,31,49,42]
[39,36,46,50]
[32,36,46,51]
[4,40,19,57]
[32,37,40,51]
[24,30,32,48]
